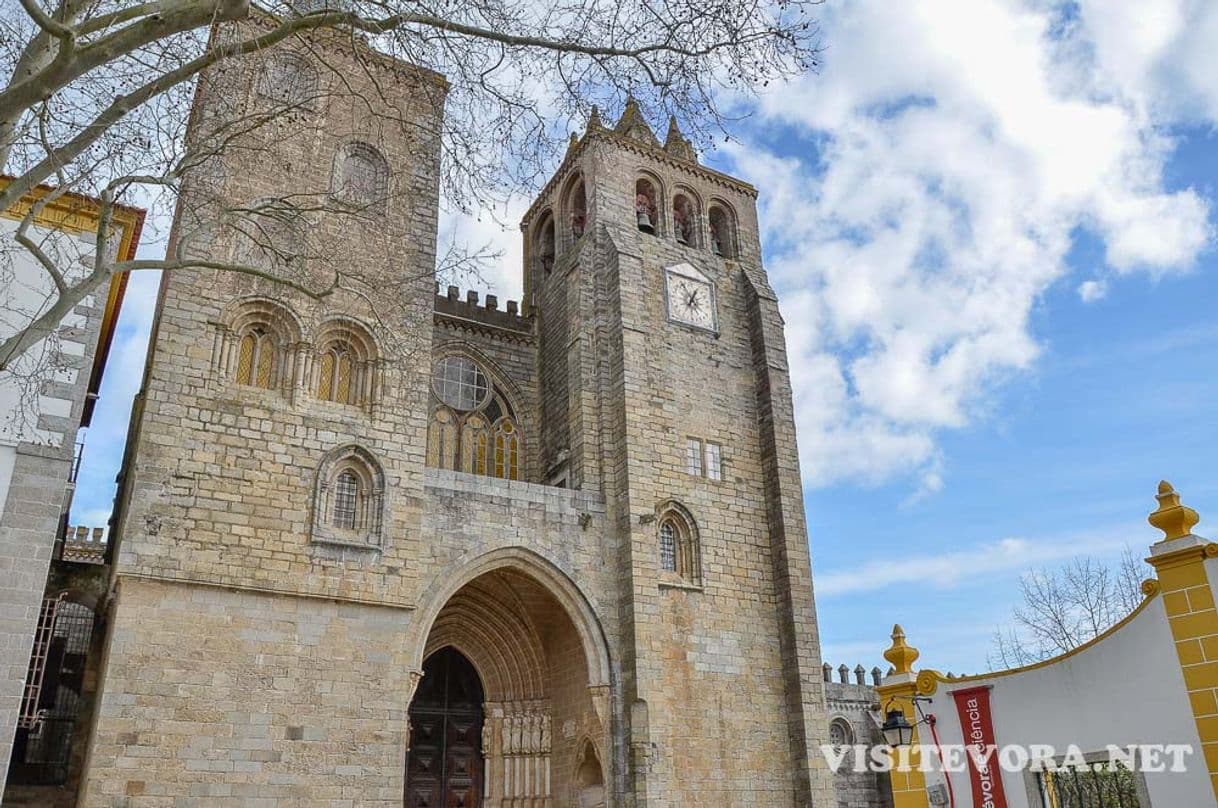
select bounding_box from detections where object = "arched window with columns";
[213,297,302,396]
[635,175,661,234]
[311,444,386,548]
[708,201,737,258]
[672,188,701,247]
[313,319,378,409]
[534,210,556,275]
[564,173,587,242]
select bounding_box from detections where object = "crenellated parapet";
[434,284,534,342]
[822,661,884,688]
[58,525,109,565]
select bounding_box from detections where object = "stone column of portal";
[289,342,310,404]
[482,704,499,805]
[499,701,552,807]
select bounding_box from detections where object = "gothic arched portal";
[406,556,612,807]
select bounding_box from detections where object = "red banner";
[952,686,1009,808]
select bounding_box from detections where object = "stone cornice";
[433,310,536,345]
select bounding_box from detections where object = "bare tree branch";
[0,0,822,431]
[987,549,1146,670]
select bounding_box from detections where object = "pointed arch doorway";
[406,647,485,808]
[404,554,614,807]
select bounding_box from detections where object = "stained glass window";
[432,356,489,411]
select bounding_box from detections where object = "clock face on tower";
[664,263,717,332]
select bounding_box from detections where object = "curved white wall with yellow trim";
[915,592,1209,807]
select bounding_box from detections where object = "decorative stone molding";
[309,443,387,554]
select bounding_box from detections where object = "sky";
[71,0,1218,676]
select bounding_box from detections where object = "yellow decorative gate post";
[875,625,931,808]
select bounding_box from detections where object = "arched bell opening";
[407,561,612,807]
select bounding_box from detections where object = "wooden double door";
[406,647,484,808]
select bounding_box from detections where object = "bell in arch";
[635,193,655,233]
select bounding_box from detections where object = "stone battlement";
[822,661,884,688]
[434,284,532,336]
[59,525,108,565]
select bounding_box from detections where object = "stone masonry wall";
[0,289,108,789]
[83,577,416,807]
[110,27,445,607]
[824,668,893,808]
[568,128,836,805]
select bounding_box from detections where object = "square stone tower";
[518,101,836,805]
[79,25,840,808]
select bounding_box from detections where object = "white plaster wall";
[0,445,14,517]
[918,592,1208,807]
[0,217,96,448]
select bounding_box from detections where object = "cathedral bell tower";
[520,100,838,805]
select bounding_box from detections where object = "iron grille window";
[659,521,677,572]
[12,597,95,785]
[333,471,359,530]
[1038,762,1143,808]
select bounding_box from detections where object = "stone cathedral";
[73,22,872,808]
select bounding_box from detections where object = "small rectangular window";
[685,438,703,476]
[705,442,722,481]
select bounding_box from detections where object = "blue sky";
[71,0,1218,676]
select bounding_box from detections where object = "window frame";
[332,470,361,530]
[684,436,723,482]
[331,141,390,215]
[704,441,722,481]
[828,717,854,748]
[257,51,319,111]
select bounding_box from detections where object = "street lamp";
[880,696,935,747]
[881,708,914,747]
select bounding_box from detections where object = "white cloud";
[437,199,528,302]
[816,528,1132,598]
[1078,280,1107,303]
[728,0,1214,491]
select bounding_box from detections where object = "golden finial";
[1149,480,1200,542]
[883,624,919,675]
